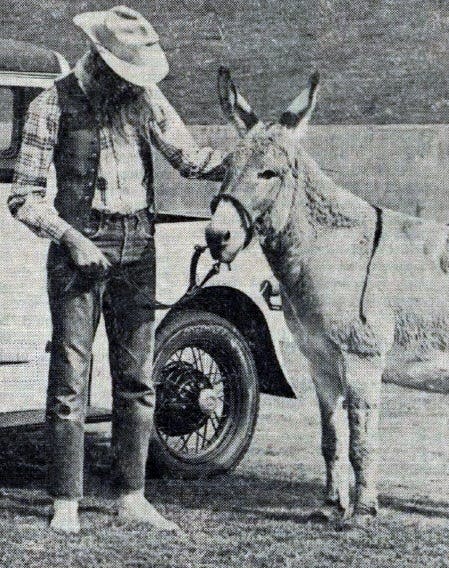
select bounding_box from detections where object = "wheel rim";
[154,344,238,462]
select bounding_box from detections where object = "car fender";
[156,238,304,398]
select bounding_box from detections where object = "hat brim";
[95,42,169,86]
[73,10,169,86]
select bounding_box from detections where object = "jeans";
[46,208,156,499]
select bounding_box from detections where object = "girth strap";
[359,205,383,324]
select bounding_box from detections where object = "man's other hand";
[61,227,111,273]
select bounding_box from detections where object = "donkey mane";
[257,149,376,281]
[299,151,372,230]
[304,172,360,229]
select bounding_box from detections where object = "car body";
[0,40,300,472]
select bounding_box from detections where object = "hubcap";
[198,388,218,415]
[155,361,212,436]
[154,346,229,458]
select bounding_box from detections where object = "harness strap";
[359,205,383,324]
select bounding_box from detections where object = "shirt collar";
[73,52,90,94]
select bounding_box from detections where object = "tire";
[147,309,259,478]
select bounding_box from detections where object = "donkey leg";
[310,362,350,514]
[343,353,383,523]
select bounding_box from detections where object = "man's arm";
[144,85,229,182]
[8,87,110,272]
[7,87,73,241]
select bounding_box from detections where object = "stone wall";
[155,124,449,224]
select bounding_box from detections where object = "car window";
[0,88,13,153]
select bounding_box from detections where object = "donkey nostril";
[223,231,231,242]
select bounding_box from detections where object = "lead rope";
[105,245,220,310]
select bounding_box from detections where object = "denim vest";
[53,72,154,232]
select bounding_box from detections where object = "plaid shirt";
[8,67,227,242]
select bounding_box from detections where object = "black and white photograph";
[0,1,447,566]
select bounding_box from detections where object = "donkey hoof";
[352,511,378,530]
[308,505,340,523]
[336,506,377,531]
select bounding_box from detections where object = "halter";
[210,193,254,249]
[210,149,299,251]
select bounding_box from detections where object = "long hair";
[81,48,154,136]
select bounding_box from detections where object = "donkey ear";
[218,66,260,137]
[279,71,320,130]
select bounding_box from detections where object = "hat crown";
[104,5,159,46]
[73,5,169,85]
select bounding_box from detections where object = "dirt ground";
[0,373,446,568]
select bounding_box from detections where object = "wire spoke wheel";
[148,310,259,478]
[155,346,233,459]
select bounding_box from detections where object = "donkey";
[205,67,449,527]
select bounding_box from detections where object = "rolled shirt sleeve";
[144,85,229,182]
[8,87,72,241]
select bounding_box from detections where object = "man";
[8,5,227,534]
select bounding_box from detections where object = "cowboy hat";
[73,5,169,86]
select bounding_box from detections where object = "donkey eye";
[258,169,279,180]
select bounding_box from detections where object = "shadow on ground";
[0,425,447,527]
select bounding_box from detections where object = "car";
[0,39,299,479]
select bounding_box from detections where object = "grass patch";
[0,385,446,568]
